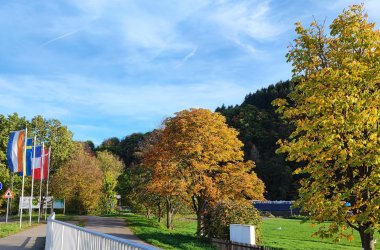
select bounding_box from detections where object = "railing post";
[76,228,80,250]
[46,216,158,250]
[61,225,64,250]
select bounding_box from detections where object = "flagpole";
[44,146,51,220]
[5,173,11,223]
[10,173,14,216]
[29,136,36,226]
[6,172,14,223]
[38,143,44,223]
[6,197,10,223]
[19,127,27,228]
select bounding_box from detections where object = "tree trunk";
[196,211,205,238]
[194,196,206,238]
[165,198,174,229]
[157,201,162,223]
[359,227,375,250]
[166,209,172,229]
[145,208,151,219]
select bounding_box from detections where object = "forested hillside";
[216,80,297,200]
[98,80,299,201]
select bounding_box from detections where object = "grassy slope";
[124,213,215,250]
[262,218,380,250]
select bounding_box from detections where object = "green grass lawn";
[124,214,379,250]
[0,213,77,239]
[262,218,380,250]
[0,222,32,238]
[124,213,215,250]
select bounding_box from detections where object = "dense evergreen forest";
[216,80,297,200]
[97,80,299,201]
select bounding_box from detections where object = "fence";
[252,201,301,216]
[45,213,159,250]
[211,238,283,250]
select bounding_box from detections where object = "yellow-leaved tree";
[52,143,103,214]
[143,108,265,236]
[274,4,380,250]
[97,151,124,214]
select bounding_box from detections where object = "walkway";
[0,223,46,250]
[76,216,151,246]
[0,215,153,249]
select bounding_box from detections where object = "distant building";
[253,200,301,216]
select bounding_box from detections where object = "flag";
[20,143,42,176]
[34,147,48,180]
[32,146,42,169]
[7,130,26,173]
[24,138,33,176]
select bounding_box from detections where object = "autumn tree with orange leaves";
[143,108,265,236]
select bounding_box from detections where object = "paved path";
[76,216,152,247]
[0,215,154,249]
[0,223,46,250]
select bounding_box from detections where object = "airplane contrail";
[175,47,198,68]
[39,30,80,48]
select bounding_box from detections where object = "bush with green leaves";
[204,200,262,244]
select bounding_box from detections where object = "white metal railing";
[45,213,159,250]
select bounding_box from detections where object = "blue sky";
[0,0,379,145]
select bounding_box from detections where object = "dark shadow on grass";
[128,222,158,228]
[137,232,214,249]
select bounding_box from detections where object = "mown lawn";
[124,214,380,250]
[262,218,380,250]
[124,213,215,250]
[0,222,31,238]
[0,213,76,238]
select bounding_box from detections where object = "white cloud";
[210,1,284,40]
[0,75,248,120]
[320,0,380,24]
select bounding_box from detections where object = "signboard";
[0,182,3,190]
[19,196,40,209]
[43,196,53,209]
[2,188,13,199]
[53,199,65,209]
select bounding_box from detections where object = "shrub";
[204,200,262,244]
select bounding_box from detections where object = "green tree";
[97,137,120,156]
[0,113,28,208]
[118,133,145,167]
[97,133,147,168]
[217,102,297,200]
[117,165,166,221]
[0,113,74,210]
[274,5,380,250]
[97,151,124,214]
[30,116,75,173]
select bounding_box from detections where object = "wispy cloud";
[0,0,370,143]
[0,74,249,118]
[175,47,198,68]
[39,30,80,48]
[209,0,285,54]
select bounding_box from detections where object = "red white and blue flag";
[34,147,49,180]
[7,130,26,173]
[20,142,42,176]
